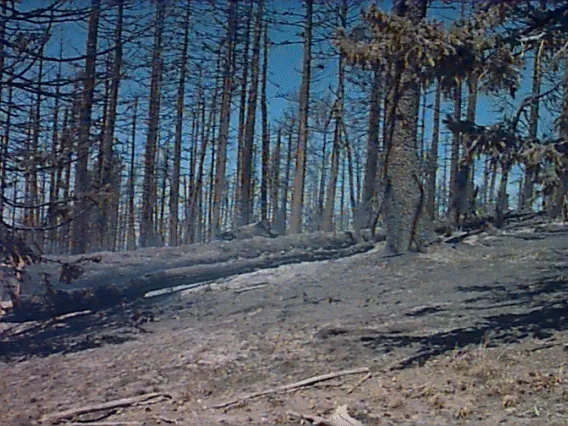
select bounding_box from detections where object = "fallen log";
[21,231,362,294]
[7,242,374,322]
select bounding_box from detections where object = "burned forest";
[1,1,567,425]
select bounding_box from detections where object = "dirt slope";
[1,222,567,425]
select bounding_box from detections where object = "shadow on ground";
[0,297,167,362]
[319,272,568,370]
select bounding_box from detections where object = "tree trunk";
[448,80,462,219]
[28,48,44,249]
[271,127,281,226]
[238,0,265,226]
[276,124,295,234]
[383,0,431,253]
[340,152,346,230]
[496,160,511,227]
[322,123,341,232]
[0,84,11,234]
[0,1,5,223]
[522,40,544,210]
[480,156,490,208]
[361,69,381,228]
[289,0,313,234]
[99,1,124,251]
[127,98,138,251]
[47,38,64,252]
[426,79,441,220]
[488,158,498,208]
[450,71,479,226]
[465,72,478,174]
[208,130,217,239]
[343,127,357,218]
[170,1,191,246]
[189,69,220,243]
[551,56,568,217]
[211,0,237,237]
[234,2,253,223]
[159,149,168,245]
[140,1,165,248]
[260,22,270,223]
[71,0,100,254]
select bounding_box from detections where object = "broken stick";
[233,283,269,294]
[39,392,168,424]
[213,367,369,409]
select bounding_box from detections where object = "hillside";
[1,218,567,425]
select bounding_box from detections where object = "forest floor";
[1,218,567,425]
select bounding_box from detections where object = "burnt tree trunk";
[140,1,165,248]
[289,0,313,234]
[426,79,441,220]
[383,0,432,253]
[260,22,270,223]
[361,69,381,228]
[126,98,138,251]
[170,1,191,246]
[522,40,544,211]
[211,0,237,237]
[99,1,124,251]
[71,0,100,254]
[238,0,265,226]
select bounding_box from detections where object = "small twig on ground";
[213,367,369,409]
[347,372,372,395]
[39,392,169,424]
[234,283,269,294]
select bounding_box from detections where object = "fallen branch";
[234,283,269,294]
[39,392,169,425]
[152,416,178,424]
[0,310,92,339]
[63,423,142,426]
[213,367,369,409]
[287,405,365,426]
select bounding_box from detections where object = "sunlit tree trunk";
[289,0,313,234]
[212,0,237,237]
[238,0,264,226]
[426,79,441,220]
[271,127,281,226]
[383,0,432,253]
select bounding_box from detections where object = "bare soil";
[1,221,567,425]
